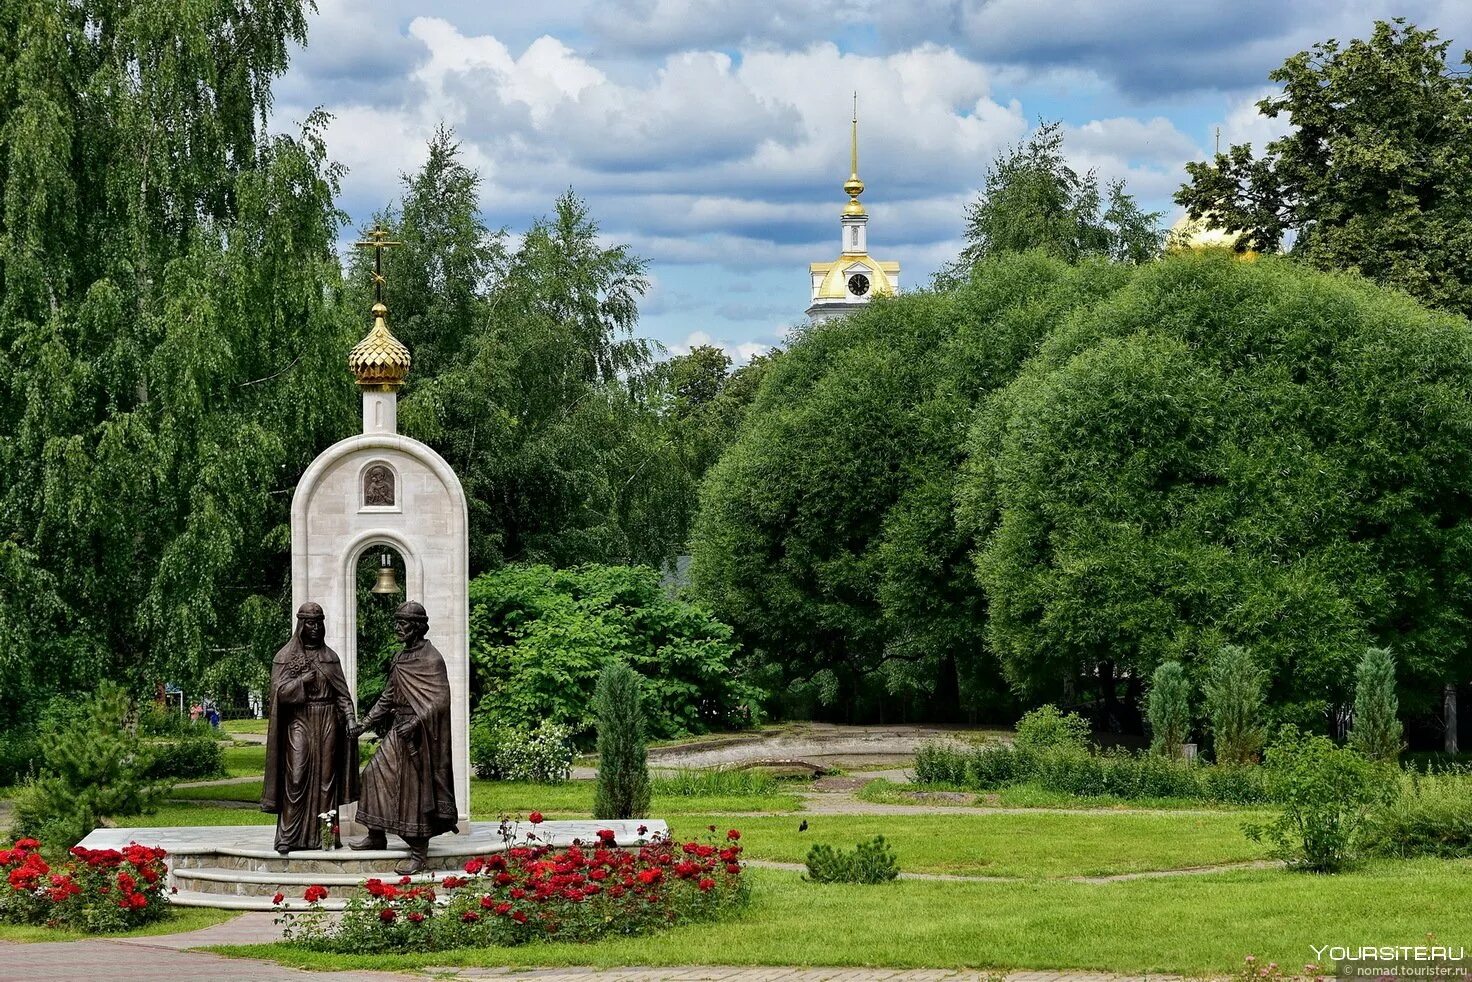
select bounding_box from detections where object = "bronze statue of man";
[348,600,457,874]
[261,603,359,854]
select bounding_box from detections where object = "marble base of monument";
[78,820,668,911]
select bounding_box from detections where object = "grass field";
[0,906,234,943]
[671,811,1274,878]
[218,860,1472,975]
[856,777,1259,812]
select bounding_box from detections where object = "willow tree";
[0,0,353,713]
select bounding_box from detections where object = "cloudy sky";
[272,1,1472,363]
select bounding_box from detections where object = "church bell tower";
[806,95,901,322]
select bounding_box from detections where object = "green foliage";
[1349,646,1403,762]
[142,736,226,781]
[694,253,1132,720]
[1245,726,1389,872]
[942,121,1162,283]
[468,719,573,783]
[1361,769,1472,858]
[592,662,651,820]
[650,769,781,798]
[0,0,354,706]
[962,251,1472,720]
[0,731,41,788]
[11,685,170,846]
[1176,20,1472,320]
[469,563,761,740]
[911,738,1272,805]
[1147,661,1192,757]
[804,836,900,884]
[1014,705,1091,753]
[1203,646,1270,766]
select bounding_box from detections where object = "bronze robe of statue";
[355,636,457,840]
[261,605,360,853]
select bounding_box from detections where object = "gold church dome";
[349,303,412,391]
[1168,211,1243,251]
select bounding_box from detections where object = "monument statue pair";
[261,601,457,875]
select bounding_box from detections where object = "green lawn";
[0,906,235,943]
[216,860,1472,975]
[222,719,269,736]
[169,777,801,816]
[221,743,267,777]
[857,778,1258,812]
[675,811,1273,879]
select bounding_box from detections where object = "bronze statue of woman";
[261,603,360,854]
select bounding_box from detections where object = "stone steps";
[77,821,667,910]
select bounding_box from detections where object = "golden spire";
[843,92,865,216]
[349,226,411,391]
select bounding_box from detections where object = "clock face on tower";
[848,273,870,297]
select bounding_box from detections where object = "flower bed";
[279,825,749,952]
[0,839,171,932]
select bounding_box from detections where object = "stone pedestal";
[80,821,669,911]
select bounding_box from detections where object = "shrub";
[1203,645,1269,766]
[1013,705,1091,753]
[10,685,170,846]
[279,830,748,951]
[1348,646,1403,763]
[1147,661,1192,757]
[137,705,217,739]
[0,839,170,932]
[469,564,764,742]
[650,769,780,798]
[912,742,972,785]
[592,663,651,820]
[805,836,900,884]
[1245,726,1390,872]
[1360,770,1472,859]
[910,737,1273,805]
[469,719,573,783]
[143,735,225,781]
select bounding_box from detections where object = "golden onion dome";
[348,303,411,390]
[1168,211,1243,251]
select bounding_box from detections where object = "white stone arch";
[291,432,470,832]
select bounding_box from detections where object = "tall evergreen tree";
[1349,646,1403,762]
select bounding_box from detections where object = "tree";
[592,662,652,820]
[1176,20,1472,319]
[1349,646,1403,762]
[0,0,351,706]
[1202,646,1270,766]
[961,252,1472,726]
[1147,661,1192,757]
[940,122,1162,284]
[692,253,1132,721]
[11,684,169,846]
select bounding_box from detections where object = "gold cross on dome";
[352,224,403,304]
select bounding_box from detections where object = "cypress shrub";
[1203,644,1269,765]
[1348,646,1403,762]
[592,662,651,820]
[1146,660,1192,757]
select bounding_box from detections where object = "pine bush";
[1203,644,1269,765]
[11,684,169,846]
[1348,646,1403,762]
[1147,660,1192,757]
[592,663,651,820]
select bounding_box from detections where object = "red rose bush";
[279,827,748,952]
[0,839,170,932]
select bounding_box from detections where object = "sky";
[270,1,1472,364]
